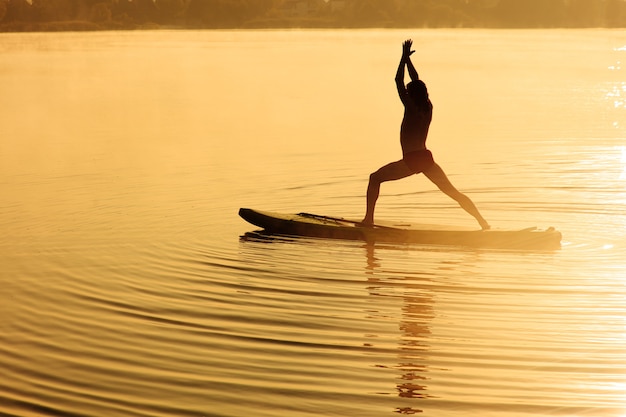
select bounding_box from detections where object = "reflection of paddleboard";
[239,208,562,250]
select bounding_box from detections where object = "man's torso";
[400,102,433,155]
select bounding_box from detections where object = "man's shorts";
[403,149,435,174]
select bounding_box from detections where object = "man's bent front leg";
[362,174,382,225]
[362,160,414,225]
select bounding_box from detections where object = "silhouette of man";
[362,39,490,230]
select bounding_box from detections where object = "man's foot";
[480,220,491,231]
[360,218,374,228]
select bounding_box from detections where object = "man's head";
[407,80,429,105]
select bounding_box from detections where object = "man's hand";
[402,39,415,60]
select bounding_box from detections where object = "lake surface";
[1,29,625,417]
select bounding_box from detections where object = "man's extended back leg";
[423,163,490,229]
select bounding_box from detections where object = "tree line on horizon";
[1,0,625,31]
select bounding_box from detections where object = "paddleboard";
[239,208,561,250]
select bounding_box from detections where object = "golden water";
[1,30,625,416]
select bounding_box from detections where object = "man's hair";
[407,80,429,106]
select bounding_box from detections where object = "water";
[1,29,625,417]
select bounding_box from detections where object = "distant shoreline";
[2,20,623,33]
[3,0,624,33]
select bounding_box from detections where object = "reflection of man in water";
[362,40,490,230]
[365,244,433,413]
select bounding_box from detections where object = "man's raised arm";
[396,39,416,101]
[395,54,406,95]
[406,55,419,82]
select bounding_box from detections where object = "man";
[362,39,490,230]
